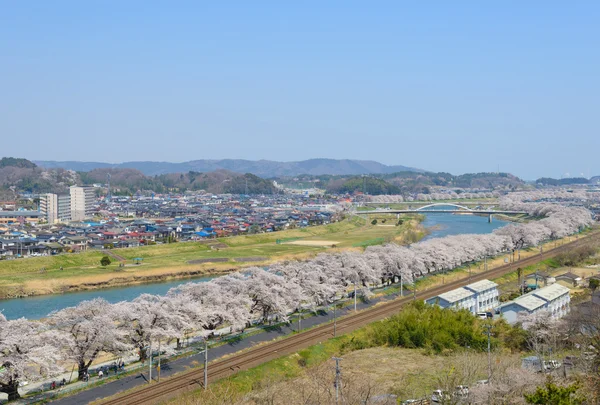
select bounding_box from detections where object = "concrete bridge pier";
[488,214,493,223]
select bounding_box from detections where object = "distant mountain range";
[34,159,424,177]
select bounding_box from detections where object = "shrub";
[100,256,111,266]
[366,302,493,354]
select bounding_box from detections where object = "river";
[0,211,507,320]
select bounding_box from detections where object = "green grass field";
[0,215,424,297]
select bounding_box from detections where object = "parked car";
[432,390,451,403]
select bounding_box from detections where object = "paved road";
[45,290,406,405]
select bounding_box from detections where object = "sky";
[1,1,599,180]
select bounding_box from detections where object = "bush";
[365,302,493,354]
[100,256,111,266]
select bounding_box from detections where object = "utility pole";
[298,312,302,332]
[484,255,488,271]
[483,324,493,382]
[468,264,472,282]
[196,338,209,389]
[353,282,357,312]
[413,284,416,301]
[332,357,343,404]
[400,274,403,297]
[157,340,161,382]
[148,340,152,383]
[332,304,337,337]
[204,338,208,390]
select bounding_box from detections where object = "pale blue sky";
[1,1,598,179]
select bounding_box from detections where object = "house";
[556,272,583,287]
[498,283,571,324]
[60,236,90,251]
[524,271,555,289]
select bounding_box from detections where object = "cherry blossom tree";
[114,294,191,362]
[245,268,302,323]
[0,315,64,400]
[48,298,129,380]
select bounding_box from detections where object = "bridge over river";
[357,203,527,222]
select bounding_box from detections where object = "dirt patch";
[235,256,268,262]
[198,241,229,249]
[187,258,230,264]
[287,240,340,247]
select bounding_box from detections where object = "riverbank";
[0,216,425,300]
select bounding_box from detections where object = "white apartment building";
[40,193,71,223]
[464,279,500,313]
[498,283,571,324]
[425,279,499,315]
[425,287,476,313]
[70,186,96,221]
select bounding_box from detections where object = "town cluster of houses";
[0,193,342,259]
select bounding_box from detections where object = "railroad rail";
[100,232,600,405]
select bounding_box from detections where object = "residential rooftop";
[437,287,474,304]
[465,279,498,293]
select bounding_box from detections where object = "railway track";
[100,232,600,405]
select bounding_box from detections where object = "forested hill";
[34,158,424,177]
[0,158,279,195]
[283,172,526,194]
[0,157,529,195]
[535,177,592,186]
[80,168,279,194]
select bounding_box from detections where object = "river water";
[0,211,507,320]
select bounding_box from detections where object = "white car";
[432,390,451,403]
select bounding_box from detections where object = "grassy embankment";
[0,215,425,299]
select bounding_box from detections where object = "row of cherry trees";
[369,191,498,203]
[0,193,595,400]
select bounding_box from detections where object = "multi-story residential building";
[40,193,71,223]
[39,193,57,223]
[464,279,499,313]
[425,279,500,315]
[70,186,95,221]
[425,287,477,313]
[498,283,571,324]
